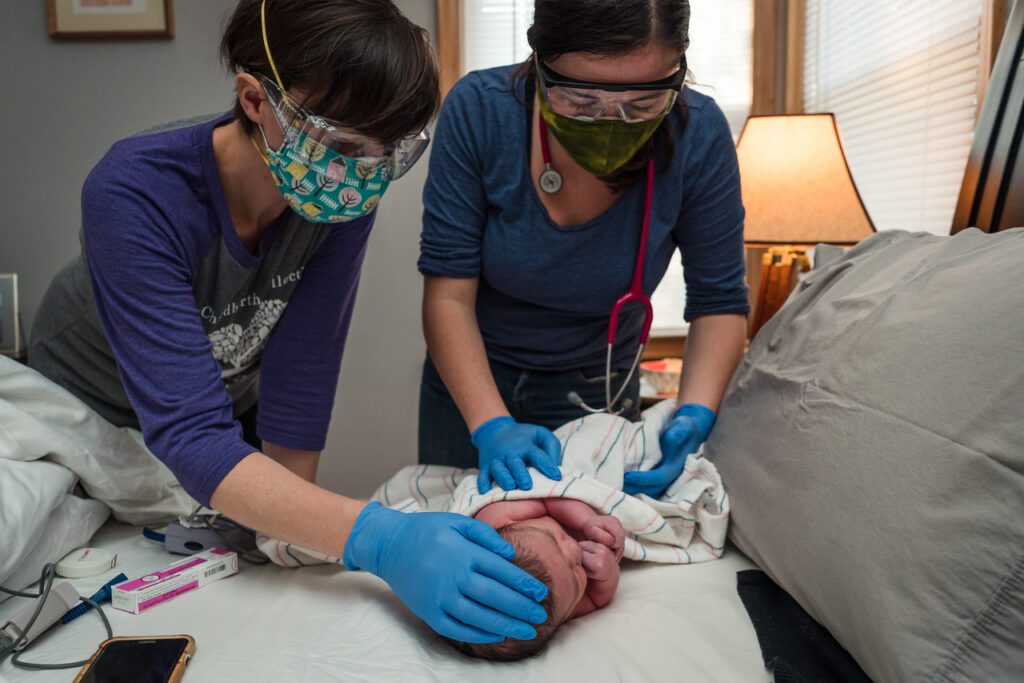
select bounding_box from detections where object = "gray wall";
[0,1,435,497]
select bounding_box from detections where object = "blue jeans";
[418,355,641,468]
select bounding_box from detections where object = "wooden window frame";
[979,0,1009,110]
[436,0,462,99]
[752,0,804,115]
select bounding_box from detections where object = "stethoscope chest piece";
[539,164,563,194]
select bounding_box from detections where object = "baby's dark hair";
[447,524,562,661]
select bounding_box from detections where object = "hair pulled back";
[518,0,691,190]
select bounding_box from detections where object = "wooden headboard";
[952,0,1024,234]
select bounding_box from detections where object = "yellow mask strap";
[260,0,288,96]
[250,134,269,163]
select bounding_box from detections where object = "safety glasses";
[259,75,430,181]
[535,55,687,123]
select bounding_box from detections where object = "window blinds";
[686,0,754,138]
[459,0,754,332]
[804,0,983,235]
[461,0,533,74]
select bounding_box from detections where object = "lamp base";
[747,245,812,338]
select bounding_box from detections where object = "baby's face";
[511,518,588,620]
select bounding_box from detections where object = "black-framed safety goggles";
[535,54,687,123]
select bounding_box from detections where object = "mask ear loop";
[250,123,276,161]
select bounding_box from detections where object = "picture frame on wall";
[47,0,174,40]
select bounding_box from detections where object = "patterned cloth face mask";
[252,123,388,224]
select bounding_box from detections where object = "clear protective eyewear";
[535,55,686,123]
[259,74,430,181]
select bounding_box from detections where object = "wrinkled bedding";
[0,356,194,598]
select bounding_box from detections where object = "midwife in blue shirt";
[418,0,750,499]
[30,0,553,647]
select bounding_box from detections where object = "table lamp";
[736,114,875,337]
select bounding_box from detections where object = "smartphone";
[73,635,196,683]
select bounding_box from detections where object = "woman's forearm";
[209,452,366,557]
[423,276,509,432]
[676,313,747,412]
[263,441,320,483]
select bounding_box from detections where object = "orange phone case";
[72,634,196,683]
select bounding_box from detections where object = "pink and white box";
[111,548,238,614]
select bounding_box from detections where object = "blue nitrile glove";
[623,403,716,499]
[343,501,549,643]
[471,417,563,494]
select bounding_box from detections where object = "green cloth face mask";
[537,84,667,177]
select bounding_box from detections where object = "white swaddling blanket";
[258,400,729,566]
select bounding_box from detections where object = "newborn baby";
[258,400,729,661]
[449,497,625,661]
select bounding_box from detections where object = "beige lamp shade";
[737,114,875,245]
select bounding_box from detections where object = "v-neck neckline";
[520,78,642,234]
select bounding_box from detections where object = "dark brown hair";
[516,0,692,191]
[446,524,562,662]
[221,0,440,143]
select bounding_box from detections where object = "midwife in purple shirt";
[30,0,550,646]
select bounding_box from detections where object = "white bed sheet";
[0,521,770,683]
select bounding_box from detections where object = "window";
[686,0,754,139]
[652,0,752,333]
[458,0,754,333]
[804,1,984,235]
[461,0,533,73]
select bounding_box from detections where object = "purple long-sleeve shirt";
[30,112,374,505]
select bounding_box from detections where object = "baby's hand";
[580,540,617,583]
[583,515,625,560]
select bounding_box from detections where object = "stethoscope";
[537,115,655,416]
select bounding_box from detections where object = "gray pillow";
[704,228,1024,682]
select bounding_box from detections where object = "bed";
[0,336,769,682]
[0,522,769,682]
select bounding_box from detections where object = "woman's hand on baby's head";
[582,516,625,560]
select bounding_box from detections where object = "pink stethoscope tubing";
[538,115,654,416]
